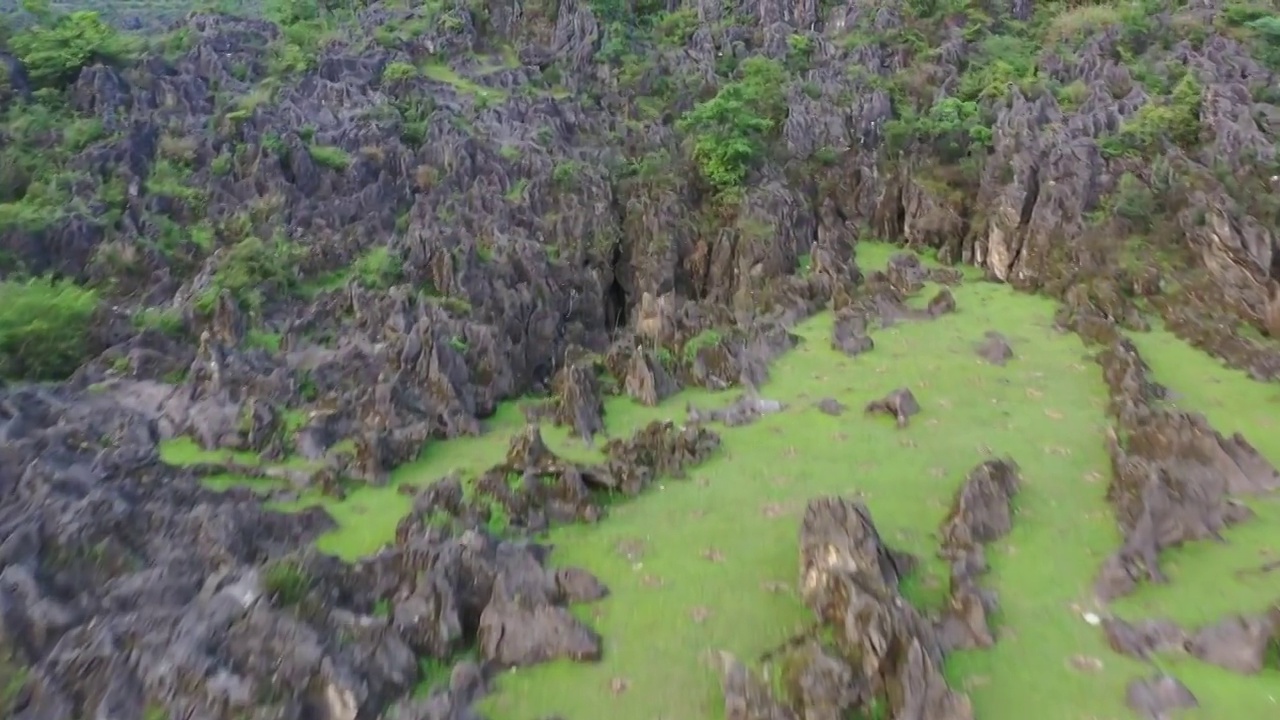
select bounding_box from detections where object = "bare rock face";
[939,459,1022,556]
[476,543,603,665]
[0,386,435,720]
[716,652,798,720]
[621,348,680,407]
[926,288,956,317]
[815,397,845,416]
[1125,674,1199,720]
[687,393,786,427]
[831,310,875,357]
[798,497,973,720]
[1097,601,1280,680]
[865,387,921,428]
[1187,612,1279,675]
[410,419,721,534]
[1265,281,1280,339]
[715,493,984,720]
[975,331,1014,366]
[1103,618,1190,661]
[886,253,929,294]
[1094,338,1280,601]
[936,459,1022,652]
[550,353,605,443]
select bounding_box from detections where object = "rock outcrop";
[1093,337,1280,601]
[717,497,976,720]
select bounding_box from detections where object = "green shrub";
[133,307,185,337]
[353,246,403,289]
[886,97,992,163]
[307,144,351,171]
[0,276,99,381]
[262,559,310,606]
[8,2,141,89]
[1245,15,1280,69]
[1101,73,1202,157]
[677,57,788,191]
[210,152,234,176]
[381,61,418,83]
[785,34,814,71]
[196,236,304,315]
[1111,172,1157,232]
[654,9,697,47]
[956,35,1038,101]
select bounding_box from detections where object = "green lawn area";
[160,243,1280,720]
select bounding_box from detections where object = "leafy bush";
[381,61,418,83]
[1101,73,1202,157]
[353,246,403,289]
[262,559,311,606]
[8,1,140,88]
[0,276,99,381]
[195,236,304,315]
[1111,172,1158,232]
[133,306,186,337]
[1245,15,1280,69]
[886,97,992,163]
[955,35,1038,101]
[307,144,351,171]
[677,57,788,191]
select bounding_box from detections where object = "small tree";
[678,57,788,192]
[8,3,140,88]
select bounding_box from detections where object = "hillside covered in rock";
[2,0,1280,719]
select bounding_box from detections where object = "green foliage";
[1242,14,1280,69]
[196,235,304,315]
[308,144,351,171]
[955,35,1038,102]
[677,57,788,192]
[785,33,814,72]
[148,158,205,213]
[8,4,140,88]
[653,8,697,47]
[0,276,98,381]
[886,97,992,163]
[262,559,311,606]
[1100,73,1202,157]
[551,160,581,186]
[208,150,233,176]
[1110,172,1157,232]
[352,246,403,289]
[381,61,418,83]
[682,329,723,361]
[260,0,365,76]
[1,651,27,717]
[263,0,366,25]
[133,306,186,337]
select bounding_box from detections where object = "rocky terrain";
[2,0,1280,719]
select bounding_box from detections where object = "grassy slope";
[481,244,1129,720]
[162,244,1280,720]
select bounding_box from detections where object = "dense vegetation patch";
[0,276,98,380]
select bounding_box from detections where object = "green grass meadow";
[163,244,1280,720]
